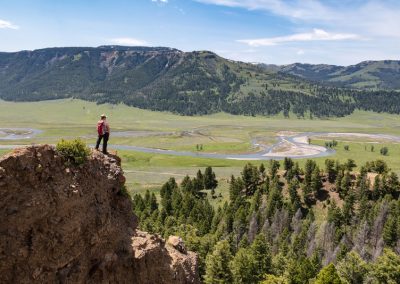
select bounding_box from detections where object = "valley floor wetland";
[2,99,400,194]
[0,128,335,159]
[2,126,400,160]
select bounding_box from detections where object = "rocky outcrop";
[132,231,198,283]
[0,145,199,283]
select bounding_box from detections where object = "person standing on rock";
[95,114,110,154]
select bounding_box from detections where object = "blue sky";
[0,0,399,65]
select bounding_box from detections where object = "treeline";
[132,159,400,283]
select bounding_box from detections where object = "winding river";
[1,128,399,160]
[0,128,43,140]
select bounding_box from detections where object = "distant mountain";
[0,46,399,117]
[260,60,400,89]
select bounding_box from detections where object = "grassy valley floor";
[1,98,400,204]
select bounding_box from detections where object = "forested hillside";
[132,160,400,283]
[0,46,400,117]
[261,60,400,90]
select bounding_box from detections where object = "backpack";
[97,121,104,136]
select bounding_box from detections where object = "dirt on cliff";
[0,145,199,283]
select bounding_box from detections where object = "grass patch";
[312,140,400,173]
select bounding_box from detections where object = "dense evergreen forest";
[132,160,400,283]
[1,46,400,117]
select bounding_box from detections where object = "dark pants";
[96,132,109,153]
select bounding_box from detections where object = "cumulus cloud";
[238,29,360,46]
[0,19,19,29]
[110,37,149,46]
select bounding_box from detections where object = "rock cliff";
[0,145,199,283]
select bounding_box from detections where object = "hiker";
[95,114,110,154]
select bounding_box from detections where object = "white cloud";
[195,0,400,65]
[110,37,149,46]
[0,19,19,30]
[196,0,400,38]
[151,0,168,3]
[195,0,334,21]
[297,49,305,55]
[238,29,360,46]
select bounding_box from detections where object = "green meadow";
[1,98,400,201]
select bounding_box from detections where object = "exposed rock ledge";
[0,145,199,283]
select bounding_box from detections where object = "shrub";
[56,138,90,165]
[380,147,389,156]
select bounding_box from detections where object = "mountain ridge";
[0,46,399,117]
[259,60,400,89]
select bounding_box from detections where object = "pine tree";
[344,159,357,172]
[325,159,336,183]
[266,178,283,218]
[373,175,382,199]
[337,251,368,284]
[230,247,257,284]
[358,195,370,220]
[311,166,322,194]
[288,179,301,211]
[242,163,260,195]
[302,184,314,207]
[293,162,300,179]
[342,193,355,224]
[387,172,399,195]
[383,216,398,247]
[286,257,319,284]
[304,160,316,186]
[204,240,233,284]
[233,206,248,248]
[334,169,343,192]
[204,166,218,190]
[369,249,400,284]
[196,170,205,190]
[357,166,369,199]
[160,178,177,215]
[150,193,158,211]
[283,157,294,171]
[327,200,343,227]
[340,171,351,198]
[314,263,343,284]
[229,175,243,202]
[259,163,266,182]
[269,160,280,179]
[251,234,272,281]
[192,177,203,195]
